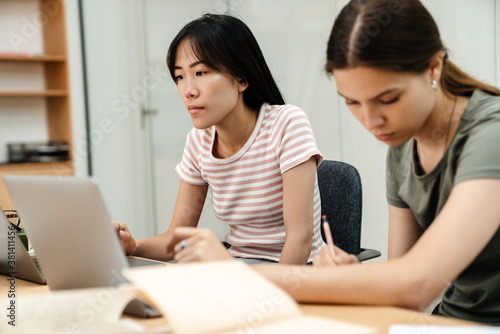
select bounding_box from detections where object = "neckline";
[411,90,480,180]
[209,103,267,164]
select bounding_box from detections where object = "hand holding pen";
[313,215,359,266]
[322,215,337,262]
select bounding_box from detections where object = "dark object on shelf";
[7,141,69,163]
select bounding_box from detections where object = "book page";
[0,285,144,333]
[124,261,301,334]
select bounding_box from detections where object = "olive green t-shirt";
[386,90,500,325]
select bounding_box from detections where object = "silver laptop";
[3,175,162,318]
[0,207,46,284]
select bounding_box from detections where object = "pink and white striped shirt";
[175,103,324,262]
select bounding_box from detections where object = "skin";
[253,52,500,310]
[114,38,318,265]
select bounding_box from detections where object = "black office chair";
[317,160,381,261]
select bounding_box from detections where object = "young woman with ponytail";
[257,0,500,325]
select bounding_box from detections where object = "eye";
[174,74,184,83]
[345,99,359,106]
[196,71,207,76]
[380,97,399,104]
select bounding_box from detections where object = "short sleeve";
[175,129,207,185]
[455,118,500,184]
[386,146,410,208]
[273,106,322,174]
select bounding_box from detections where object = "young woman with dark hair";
[166,14,285,110]
[253,0,500,325]
[114,14,324,265]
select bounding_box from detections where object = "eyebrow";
[338,88,400,101]
[174,60,206,71]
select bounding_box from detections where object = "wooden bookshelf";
[0,54,66,62]
[0,90,67,97]
[0,0,74,210]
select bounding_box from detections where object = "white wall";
[79,0,498,259]
[80,0,155,238]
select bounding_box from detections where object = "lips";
[374,133,394,142]
[188,105,204,114]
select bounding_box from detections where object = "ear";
[237,80,249,93]
[428,50,445,83]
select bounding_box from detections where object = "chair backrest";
[317,160,362,255]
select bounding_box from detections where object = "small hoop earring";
[431,79,438,90]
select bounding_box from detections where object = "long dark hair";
[167,13,285,109]
[325,0,500,97]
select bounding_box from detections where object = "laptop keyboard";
[29,249,44,277]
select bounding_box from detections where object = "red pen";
[322,215,337,261]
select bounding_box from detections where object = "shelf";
[0,54,66,62]
[0,90,67,97]
[0,0,74,210]
[0,161,73,171]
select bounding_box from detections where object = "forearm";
[255,258,440,310]
[133,181,207,261]
[131,210,201,261]
[133,218,195,261]
[388,205,423,259]
[133,233,174,262]
[279,233,312,265]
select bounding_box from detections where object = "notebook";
[0,207,46,284]
[3,175,163,318]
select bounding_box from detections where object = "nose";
[183,77,199,99]
[361,105,385,131]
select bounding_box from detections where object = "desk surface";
[2,274,477,333]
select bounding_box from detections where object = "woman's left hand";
[312,244,359,266]
[169,227,233,263]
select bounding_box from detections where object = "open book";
[0,285,149,334]
[1,261,377,334]
[124,261,377,334]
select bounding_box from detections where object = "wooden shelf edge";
[0,161,74,175]
[0,90,67,97]
[0,54,66,62]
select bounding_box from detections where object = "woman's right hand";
[167,227,233,263]
[112,221,137,255]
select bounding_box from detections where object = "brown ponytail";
[441,58,500,97]
[326,0,500,97]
